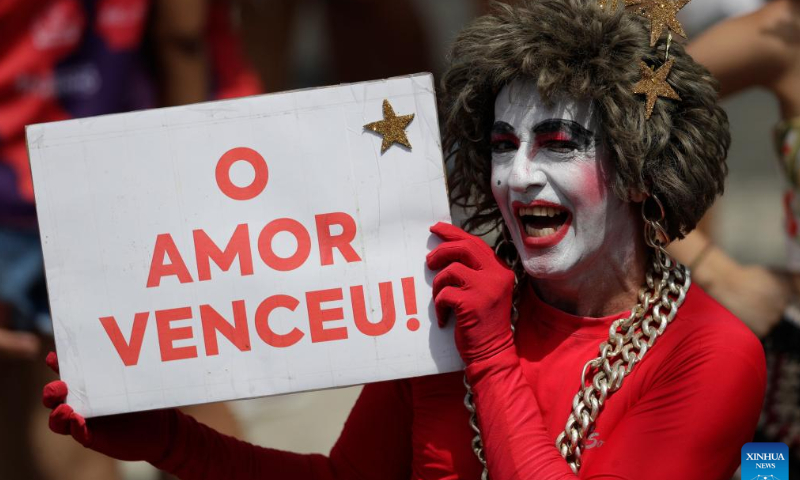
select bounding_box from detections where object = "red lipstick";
[512,200,572,248]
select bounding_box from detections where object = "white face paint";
[491,80,639,281]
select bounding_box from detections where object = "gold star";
[364,99,414,153]
[625,0,690,46]
[631,59,680,118]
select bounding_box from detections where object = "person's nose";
[507,143,547,194]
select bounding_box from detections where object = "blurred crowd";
[1,0,798,479]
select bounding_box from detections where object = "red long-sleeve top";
[153,284,766,480]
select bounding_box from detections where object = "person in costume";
[42,0,766,478]
[666,0,800,471]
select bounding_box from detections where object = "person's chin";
[519,256,574,280]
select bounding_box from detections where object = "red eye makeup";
[491,119,594,155]
[533,120,593,150]
[490,121,520,152]
[535,131,573,144]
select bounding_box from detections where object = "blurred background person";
[0,1,257,479]
[1,1,153,478]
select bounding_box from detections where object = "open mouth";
[513,201,572,246]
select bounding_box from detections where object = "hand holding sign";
[427,222,515,365]
[43,352,175,463]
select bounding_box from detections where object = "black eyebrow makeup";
[533,119,594,147]
[491,121,515,135]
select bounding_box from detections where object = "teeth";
[519,206,562,217]
[525,225,557,237]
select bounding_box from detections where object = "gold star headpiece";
[599,0,691,119]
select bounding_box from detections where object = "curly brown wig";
[441,0,730,240]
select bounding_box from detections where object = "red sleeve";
[465,324,766,480]
[152,380,413,480]
[329,379,413,479]
[466,348,576,480]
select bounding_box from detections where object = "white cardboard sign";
[27,73,461,418]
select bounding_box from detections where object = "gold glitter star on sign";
[625,0,690,46]
[364,99,414,153]
[632,58,680,118]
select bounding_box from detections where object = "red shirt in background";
[0,0,260,227]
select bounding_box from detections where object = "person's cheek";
[490,161,510,203]
[570,158,616,255]
[577,159,607,206]
[491,163,517,234]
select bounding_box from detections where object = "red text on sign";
[99,277,418,365]
[146,212,362,288]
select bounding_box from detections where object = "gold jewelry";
[555,194,690,473]
[463,377,489,480]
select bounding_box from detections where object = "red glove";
[42,351,177,463]
[426,222,516,364]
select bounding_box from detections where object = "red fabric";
[43,352,177,463]
[0,0,150,225]
[44,282,766,480]
[466,282,766,480]
[169,283,768,480]
[427,222,516,364]
[0,0,83,203]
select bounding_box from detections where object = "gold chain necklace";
[463,201,690,478]
[555,254,689,472]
